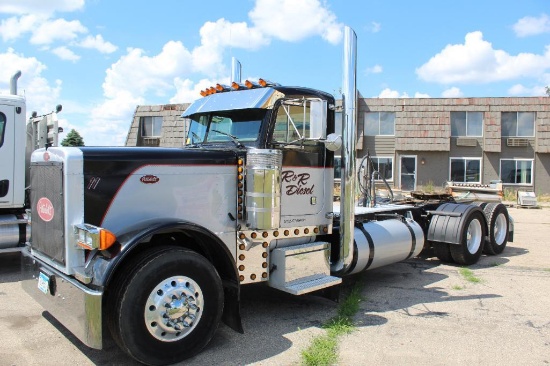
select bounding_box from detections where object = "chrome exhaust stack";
[231,57,242,83]
[333,26,357,275]
[10,70,21,95]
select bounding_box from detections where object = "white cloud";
[170,78,221,104]
[507,84,547,96]
[52,46,80,61]
[76,34,118,54]
[377,88,409,98]
[513,14,550,37]
[0,48,62,115]
[0,14,43,41]
[30,18,87,45]
[249,0,343,44]
[441,87,463,98]
[414,92,431,98]
[0,0,84,15]
[416,31,550,84]
[366,65,382,74]
[369,22,381,33]
[103,42,193,99]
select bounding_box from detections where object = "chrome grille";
[30,162,65,264]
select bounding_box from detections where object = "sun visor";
[182,87,284,118]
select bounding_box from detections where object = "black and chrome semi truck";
[21,27,512,365]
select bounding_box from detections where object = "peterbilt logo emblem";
[37,197,54,222]
[140,175,160,184]
[43,152,50,161]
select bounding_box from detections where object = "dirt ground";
[0,206,548,365]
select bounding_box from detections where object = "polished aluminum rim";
[494,213,507,246]
[466,218,482,254]
[145,276,203,342]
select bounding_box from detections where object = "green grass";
[452,285,465,290]
[490,262,502,267]
[544,268,550,272]
[459,267,482,283]
[301,283,363,366]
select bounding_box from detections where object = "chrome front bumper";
[21,248,103,349]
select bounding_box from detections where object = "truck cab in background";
[0,71,62,253]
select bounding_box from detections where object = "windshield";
[187,109,267,145]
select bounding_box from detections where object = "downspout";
[10,70,21,95]
[333,26,357,275]
[231,57,242,83]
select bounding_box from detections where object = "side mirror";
[324,133,342,151]
[309,99,327,139]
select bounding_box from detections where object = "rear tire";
[482,203,509,255]
[450,211,486,265]
[433,241,454,263]
[108,248,224,366]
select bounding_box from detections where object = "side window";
[0,112,6,147]
[272,104,311,143]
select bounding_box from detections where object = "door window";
[400,156,416,191]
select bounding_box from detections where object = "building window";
[334,156,341,180]
[451,111,483,137]
[141,116,163,137]
[371,156,393,181]
[0,112,5,147]
[450,158,481,183]
[501,112,535,137]
[358,156,393,181]
[500,159,533,185]
[365,112,395,136]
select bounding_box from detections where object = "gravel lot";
[0,206,549,365]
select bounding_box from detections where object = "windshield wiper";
[211,129,244,148]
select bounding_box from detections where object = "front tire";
[450,211,486,265]
[109,248,224,366]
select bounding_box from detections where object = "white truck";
[21,27,513,365]
[0,71,62,253]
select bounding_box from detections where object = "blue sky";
[0,0,549,146]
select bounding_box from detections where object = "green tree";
[61,129,85,146]
[546,86,550,97]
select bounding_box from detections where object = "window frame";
[141,116,163,138]
[370,156,394,181]
[499,158,533,185]
[449,157,482,184]
[501,112,535,137]
[450,111,483,137]
[364,111,395,136]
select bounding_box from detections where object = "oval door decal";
[140,175,160,184]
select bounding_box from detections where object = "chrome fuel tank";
[347,218,425,275]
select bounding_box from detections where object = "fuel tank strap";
[357,224,375,271]
[402,220,417,260]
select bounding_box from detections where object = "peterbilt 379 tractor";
[21,27,513,365]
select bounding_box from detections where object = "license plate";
[38,272,50,294]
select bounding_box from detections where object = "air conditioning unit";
[517,191,538,207]
[142,137,160,146]
[456,137,477,147]
[507,138,529,147]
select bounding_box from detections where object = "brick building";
[125,96,550,194]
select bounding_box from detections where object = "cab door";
[270,99,332,227]
[0,103,15,208]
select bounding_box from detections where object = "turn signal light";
[74,224,117,251]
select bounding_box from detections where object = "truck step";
[268,241,341,295]
[280,275,342,295]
